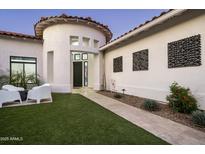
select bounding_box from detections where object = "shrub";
[192,110,205,127]
[0,75,10,88]
[0,72,41,90]
[166,82,197,114]
[10,72,41,89]
[114,93,122,99]
[143,99,159,111]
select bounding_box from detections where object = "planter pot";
[19,90,28,101]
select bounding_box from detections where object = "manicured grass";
[0,93,169,144]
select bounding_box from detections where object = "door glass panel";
[84,61,88,86]
[82,53,88,60]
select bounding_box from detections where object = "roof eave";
[34,15,113,42]
[99,9,187,51]
[0,31,42,42]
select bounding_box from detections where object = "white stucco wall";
[88,53,94,88]
[104,14,205,109]
[43,24,106,92]
[0,37,43,77]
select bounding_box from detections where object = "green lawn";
[0,93,169,144]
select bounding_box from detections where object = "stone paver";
[73,88,205,145]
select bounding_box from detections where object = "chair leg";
[37,99,40,104]
[26,98,29,103]
[50,95,53,103]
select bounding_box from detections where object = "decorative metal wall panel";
[168,34,201,68]
[113,56,123,72]
[133,49,148,71]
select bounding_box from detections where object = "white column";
[43,38,71,93]
[53,44,71,93]
[93,52,104,90]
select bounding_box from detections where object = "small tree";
[166,82,197,114]
[0,72,41,90]
[10,72,40,89]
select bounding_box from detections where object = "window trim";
[10,56,37,84]
[82,53,88,60]
[74,54,81,60]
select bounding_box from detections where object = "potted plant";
[11,72,41,101]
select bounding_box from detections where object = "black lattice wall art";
[113,56,123,72]
[168,34,201,68]
[133,49,149,71]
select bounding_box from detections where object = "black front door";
[73,62,82,87]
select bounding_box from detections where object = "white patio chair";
[26,84,52,104]
[2,85,24,92]
[0,90,22,108]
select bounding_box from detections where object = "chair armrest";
[27,88,41,100]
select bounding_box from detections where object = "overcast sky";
[0,9,166,40]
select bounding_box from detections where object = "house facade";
[0,9,205,109]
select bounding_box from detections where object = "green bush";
[10,72,40,90]
[192,110,205,127]
[166,82,197,114]
[0,75,10,88]
[0,72,41,90]
[114,93,122,99]
[143,99,159,111]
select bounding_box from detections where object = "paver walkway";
[73,88,205,145]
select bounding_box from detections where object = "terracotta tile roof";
[0,30,42,41]
[34,13,113,42]
[100,9,174,49]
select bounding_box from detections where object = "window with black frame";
[133,49,149,71]
[168,34,201,68]
[74,54,81,60]
[113,56,123,72]
[10,56,37,86]
[82,53,88,60]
